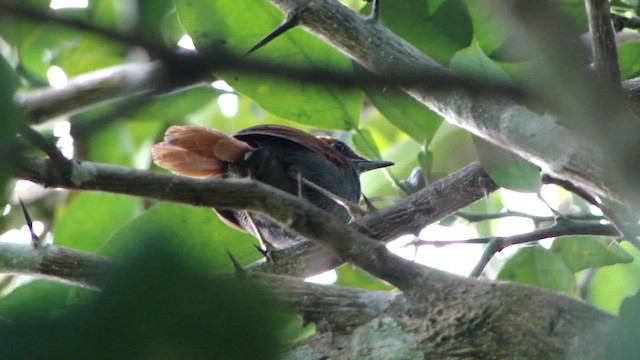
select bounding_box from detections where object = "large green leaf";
[174,0,361,130]
[0,56,21,201]
[96,203,261,271]
[372,0,472,65]
[449,42,511,83]
[428,123,477,177]
[606,290,640,359]
[450,43,540,192]
[465,0,588,60]
[54,32,126,77]
[498,245,576,295]
[0,280,74,322]
[473,137,541,192]
[551,236,633,272]
[0,241,284,359]
[53,193,142,253]
[617,41,640,80]
[363,85,442,144]
[589,244,640,314]
[335,264,395,291]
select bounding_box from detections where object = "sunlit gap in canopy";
[54,120,74,159]
[305,270,338,285]
[212,80,238,117]
[177,35,196,51]
[50,0,88,10]
[385,185,568,279]
[0,222,45,244]
[47,66,68,88]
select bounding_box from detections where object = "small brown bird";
[152,124,393,249]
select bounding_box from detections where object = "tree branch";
[11,157,618,358]
[250,162,498,276]
[265,0,636,208]
[0,242,114,288]
[15,156,468,298]
[584,0,621,83]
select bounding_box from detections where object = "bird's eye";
[331,141,347,153]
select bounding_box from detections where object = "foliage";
[0,0,639,357]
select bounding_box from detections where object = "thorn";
[18,199,41,248]
[246,10,300,55]
[366,0,381,23]
[226,250,246,274]
[253,244,275,263]
[536,191,561,218]
[361,193,377,212]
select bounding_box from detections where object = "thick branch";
[17,62,171,122]
[0,242,114,288]
[251,162,498,276]
[16,157,465,297]
[265,0,629,205]
[13,158,616,359]
[360,162,497,242]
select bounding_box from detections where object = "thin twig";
[17,123,71,174]
[542,175,640,250]
[456,211,604,224]
[410,220,629,277]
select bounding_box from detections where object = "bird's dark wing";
[235,125,347,168]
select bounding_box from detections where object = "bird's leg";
[245,212,277,260]
[246,9,300,55]
[290,172,368,219]
[296,170,304,198]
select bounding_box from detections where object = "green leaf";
[174,0,361,130]
[87,122,135,167]
[448,42,540,192]
[618,41,640,80]
[551,236,634,272]
[97,203,261,271]
[375,0,472,65]
[335,264,395,291]
[463,1,511,57]
[363,84,443,143]
[361,138,421,197]
[0,241,284,359]
[450,42,511,83]
[352,128,382,160]
[0,56,21,200]
[54,32,126,77]
[53,193,142,253]
[607,291,640,359]
[589,243,640,314]
[497,245,576,295]
[473,136,541,192]
[0,280,74,322]
[428,123,477,177]
[137,0,178,46]
[276,314,316,345]
[465,0,588,59]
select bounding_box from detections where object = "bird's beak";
[355,159,395,173]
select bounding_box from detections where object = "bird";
[151,124,394,249]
